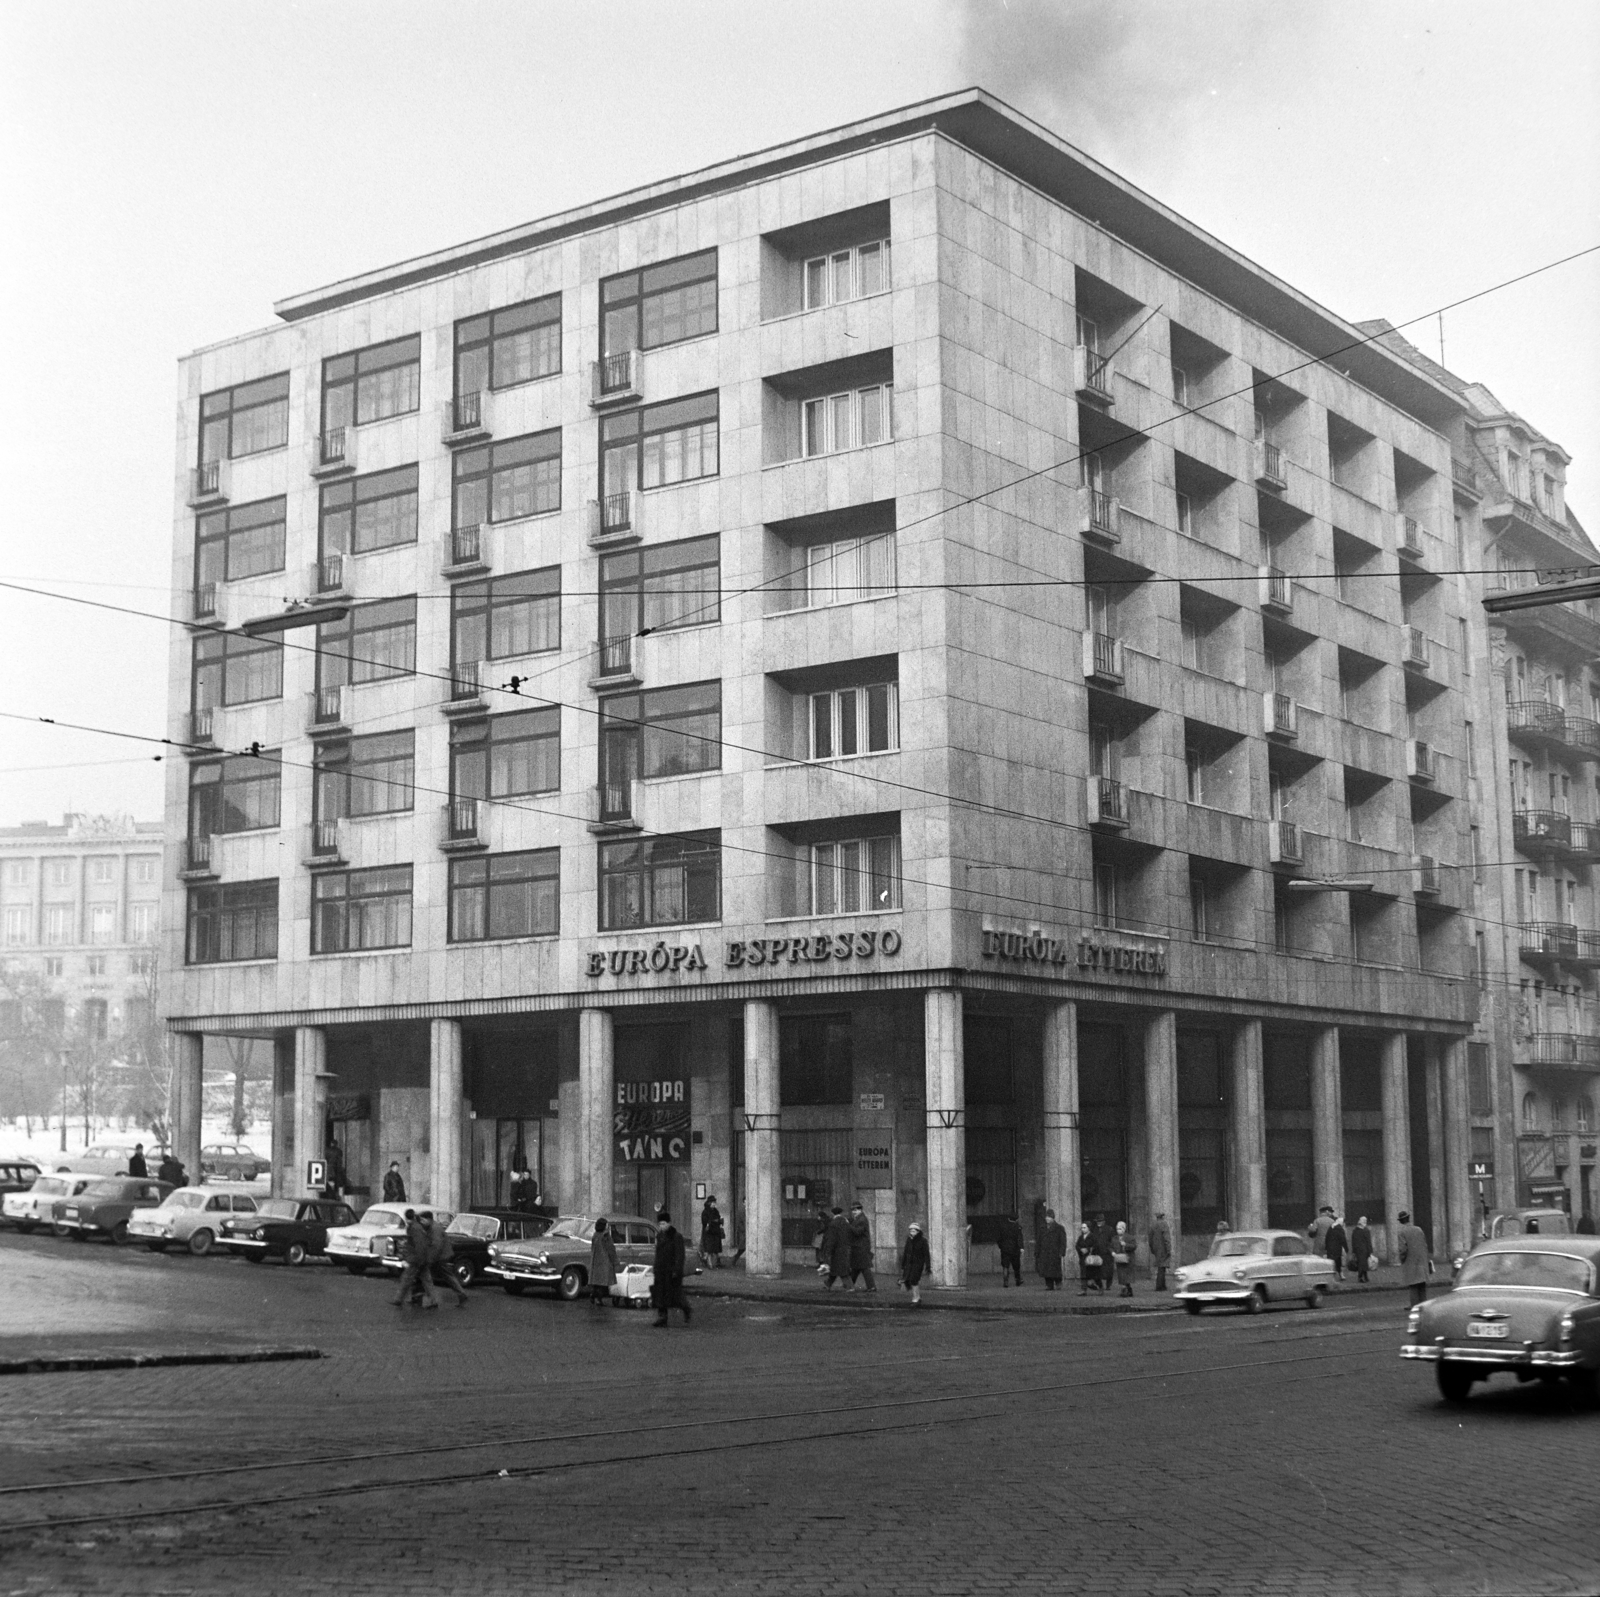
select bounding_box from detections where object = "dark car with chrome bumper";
[377,1208,552,1289]
[220,1197,356,1265]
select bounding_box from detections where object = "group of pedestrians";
[1306,1205,1380,1283]
[128,1144,188,1188]
[581,1210,694,1327]
[391,1209,470,1309]
[815,1202,878,1291]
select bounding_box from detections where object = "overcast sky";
[1,0,1595,827]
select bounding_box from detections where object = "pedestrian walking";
[324,1140,346,1199]
[1395,1210,1433,1307]
[1147,1210,1172,1293]
[1307,1205,1334,1254]
[822,1206,852,1290]
[392,1210,437,1309]
[900,1222,931,1305]
[847,1201,877,1291]
[128,1143,148,1179]
[699,1195,725,1269]
[588,1216,619,1306]
[996,1210,1025,1287]
[1350,1216,1374,1282]
[158,1154,187,1188]
[427,1214,470,1307]
[1111,1220,1136,1296]
[651,1210,691,1326]
[1326,1214,1349,1280]
[382,1161,406,1203]
[1091,1215,1117,1292]
[1036,1207,1067,1291]
[1073,1222,1096,1294]
[812,1206,830,1274]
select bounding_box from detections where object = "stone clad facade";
[163,91,1489,1280]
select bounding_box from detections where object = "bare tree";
[0,965,69,1133]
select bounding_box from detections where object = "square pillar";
[1145,1011,1179,1243]
[429,1019,464,1211]
[1230,1019,1266,1230]
[1380,1032,1412,1244]
[270,1035,294,1198]
[924,989,965,1287]
[742,999,782,1278]
[1310,1026,1344,1219]
[171,1032,204,1184]
[1440,1038,1473,1259]
[578,1008,614,1215]
[1042,1001,1080,1238]
[293,1027,327,1198]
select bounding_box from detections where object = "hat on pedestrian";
[1397,1210,1410,1224]
[657,1210,671,1223]
[907,1223,922,1234]
[403,1209,415,1220]
[1044,1208,1056,1219]
[850,1201,863,1212]
[832,1205,843,1214]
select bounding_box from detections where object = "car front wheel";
[1437,1362,1475,1405]
[110,1222,130,1246]
[146,1242,168,1253]
[558,1265,586,1301]
[284,1242,307,1266]
[1245,1285,1267,1315]
[188,1229,214,1257]
[1568,1367,1599,1407]
[1305,1285,1324,1309]
[344,1262,369,1276]
[454,1258,477,1289]
[1183,1300,1201,1316]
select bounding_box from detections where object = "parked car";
[377,1208,553,1289]
[486,1213,664,1300]
[199,1143,272,1182]
[1172,1228,1336,1314]
[3,1173,93,1232]
[127,1186,260,1255]
[1402,1235,1600,1405]
[220,1196,357,1265]
[53,1141,170,1177]
[1451,1207,1572,1279]
[51,1178,172,1244]
[0,1160,42,1198]
[325,1202,448,1275]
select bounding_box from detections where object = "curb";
[0,1346,323,1376]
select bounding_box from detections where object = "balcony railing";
[1567,717,1600,758]
[1505,698,1569,746]
[188,459,229,506]
[1269,819,1301,864]
[1397,515,1425,560]
[443,389,490,440]
[313,428,353,473]
[1263,691,1297,739]
[313,685,346,727]
[444,797,481,843]
[1073,344,1113,404]
[1414,854,1440,895]
[599,776,634,825]
[1520,921,1579,961]
[1514,809,1572,852]
[310,819,342,858]
[599,635,634,678]
[1254,440,1286,490]
[601,491,634,537]
[1083,630,1123,683]
[1572,931,1600,970]
[1525,1032,1600,1068]
[192,582,218,621]
[190,706,216,745]
[447,523,483,568]
[450,658,483,703]
[1403,627,1430,671]
[1259,565,1292,612]
[592,350,639,405]
[317,552,346,594]
[184,834,213,874]
[1451,455,1477,493]
[1082,490,1118,543]
[1406,740,1435,782]
[1570,821,1600,860]
[1087,775,1127,828]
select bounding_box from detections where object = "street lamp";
[1284,880,1375,893]
[1482,571,1600,614]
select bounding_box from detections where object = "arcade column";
[293,1027,328,1198]
[1310,1026,1344,1219]
[924,988,965,1287]
[578,1008,615,1215]
[429,1019,464,1211]
[170,1032,203,1185]
[1144,1011,1179,1241]
[1229,1020,1266,1230]
[1042,1001,1080,1237]
[1380,1032,1413,1253]
[742,999,782,1278]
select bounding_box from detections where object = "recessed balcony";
[591,350,640,408]
[1263,691,1298,740]
[590,635,641,690]
[315,553,349,597]
[442,524,489,577]
[440,798,487,852]
[309,685,349,737]
[189,707,217,747]
[444,658,486,715]
[591,491,637,548]
[306,819,346,868]
[1087,775,1128,830]
[1073,344,1113,406]
[588,779,642,835]
[179,834,216,880]
[1079,489,1119,546]
[1082,631,1124,685]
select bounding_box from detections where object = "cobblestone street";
[1,1232,1595,1596]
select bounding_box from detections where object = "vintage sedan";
[199,1143,272,1182]
[1172,1229,1336,1314]
[1401,1235,1600,1405]
[220,1196,357,1265]
[0,1160,42,1198]
[51,1178,172,1244]
[1450,1207,1572,1280]
[128,1186,259,1255]
[3,1173,93,1232]
[486,1213,663,1300]
[376,1208,552,1289]
[53,1141,170,1177]
[325,1202,448,1275]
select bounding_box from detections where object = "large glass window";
[802,383,893,456]
[186,880,278,964]
[188,753,282,837]
[601,249,717,358]
[809,683,897,760]
[601,392,719,498]
[194,497,287,590]
[783,532,896,611]
[452,431,561,529]
[199,374,290,464]
[780,1015,853,1105]
[314,732,416,821]
[599,832,720,930]
[451,568,560,665]
[312,866,413,954]
[803,240,891,310]
[448,849,559,942]
[599,534,719,662]
[321,335,421,433]
[450,709,560,801]
[319,466,419,559]
[809,834,901,916]
[317,597,417,690]
[192,631,283,710]
[455,295,561,397]
[600,681,721,812]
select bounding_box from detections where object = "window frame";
[198,373,290,466]
[454,295,562,398]
[801,382,893,457]
[802,238,891,311]
[807,682,898,761]
[449,708,561,802]
[316,597,418,691]
[319,465,420,560]
[600,249,718,359]
[450,567,561,667]
[311,865,414,955]
[600,680,723,793]
[599,533,720,652]
[447,848,560,943]
[188,751,283,838]
[321,335,422,434]
[598,830,721,931]
[600,390,720,497]
[186,879,279,965]
[452,430,562,531]
[194,496,288,589]
[807,832,901,917]
[782,531,897,612]
[313,731,417,822]
[192,630,284,710]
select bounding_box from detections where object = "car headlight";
[1406,1305,1423,1335]
[1173,1268,1187,1285]
[488,1244,501,1261]
[1232,1268,1246,1281]
[1451,1254,1464,1272]
[1557,1313,1575,1345]
[531,1252,550,1267]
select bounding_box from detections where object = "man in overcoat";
[1395,1210,1433,1306]
[652,1210,691,1327]
[996,1210,1025,1288]
[1147,1210,1173,1293]
[822,1206,852,1289]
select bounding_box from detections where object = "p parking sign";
[306,1159,327,1189]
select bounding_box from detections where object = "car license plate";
[1468,1322,1509,1339]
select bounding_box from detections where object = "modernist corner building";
[164,89,1505,1283]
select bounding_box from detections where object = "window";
[803,239,890,309]
[601,249,717,357]
[1467,1042,1492,1118]
[187,879,278,964]
[448,849,559,942]
[199,374,290,464]
[1578,1096,1593,1134]
[450,709,560,801]
[1522,1091,1541,1132]
[195,497,287,589]
[451,568,560,664]
[1185,746,1205,805]
[189,752,282,837]
[1460,618,1471,674]
[600,682,722,804]
[780,1015,852,1105]
[600,534,719,658]
[599,832,720,930]
[130,950,155,976]
[809,834,900,915]
[1465,720,1477,778]
[601,391,720,496]
[48,860,69,887]
[312,866,413,954]
[1470,825,1483,883]
[319,466,419,559]
[129,904,156,945]
[1093,863,1118,927]
[786,531,896,611]
[322,335,421,432]
[133,858,156,884]
[42,907,73,945]
[453,431,561,529]
[802,383,893,456]
[1175,491,1192,536]
[86,955,106,977]
[314,732,416,821]
[89,858,114,884]
[1075,313,1099,353]
[3,861,27,886]
[3,907,28,945]
[809,683,897,760]
[88,906,114,945]
[1180,613,1212,675]
[82,998,108,1041]
[1171,364,1190,406]
[192,630,283,709]
[455,295,561,397]
[317,597,417,689]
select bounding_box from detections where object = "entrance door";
[470,1117,544,1208]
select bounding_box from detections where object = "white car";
[324,1202,450,1275]
[1173,1229,1337,1314]
[3,1173,94,1232]
[127,1186,260,1255]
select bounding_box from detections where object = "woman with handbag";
[1350,1215,1374,1283]
[1111,1219,1137,1297]
[1074,1222,1097,1294]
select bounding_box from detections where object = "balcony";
[1263,691,1297,740]
[307,819,345,868]
[191,583,219,624]
[1402,627,1430,673]
[1396,515,1426,562]
[1513,809,1572,857]
[1405,740,1436,783]
[1571,932,1600,971]
[1525,1032,1600,1068]
[315,553,348,596]
[1269,819,1302,865]
[591,634,640,689]
[1451,454,1479,497]
[1567,717,1600,760]
[1082,631,1124,685]
[187,459,230,508]
[1073,344,1113,406]
[443,524,489,577]
[440,798,487,852]
[311,428,355,477]
[1413,855,1440,896]
[591,350,640,407]
[1079,489,1119,546]
[589,779,642,834]
[442,390,492,446]
[1086,775,1128,830]
[179,834,216,880]
[1569,821,1600,862]
[1520,921,1579,964]
[1258,565,1292,614]
[1253,440,1287,492]
[591,491,636,547]
[444,658,486,714]
[189,707,216,746]
[309,685,349,736]
[1505,698,1569,752]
